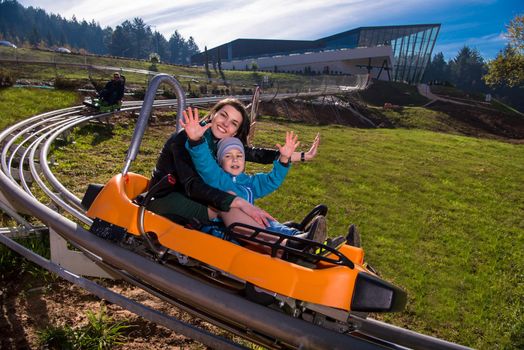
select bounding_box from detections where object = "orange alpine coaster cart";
[83,74,406,332]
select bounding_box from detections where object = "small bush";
[38,325,73,350]
[148,63,158,72]
[0,68,16,87]
[0,234,52,282]
[73,307,130,349]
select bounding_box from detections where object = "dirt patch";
[428,100,524,141]
[356,80,430,107]
[259,95,524,142]
[0,276,214,349]
[259,97,392,128]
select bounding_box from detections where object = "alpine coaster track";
[0,74,471,350]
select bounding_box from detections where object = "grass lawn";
[49,115,524,350]
[0,87,80,130]
[1,86,522,349]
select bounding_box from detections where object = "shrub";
[0,68,16,87]
[0,234,52,282]
[148,63,158,72]
[38,325,73,350]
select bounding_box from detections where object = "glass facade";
[323,24,440,84]
[191,24,440,84]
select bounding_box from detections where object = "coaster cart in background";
[83,73,125,113]
[83,97,122,113]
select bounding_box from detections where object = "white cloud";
[18,0,513,59]
[19,0,442,48]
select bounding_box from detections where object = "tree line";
[423,14,523,111]
[0,0,199,64]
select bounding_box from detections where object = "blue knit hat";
[217,137,244,162]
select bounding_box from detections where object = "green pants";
[147,191,210,225]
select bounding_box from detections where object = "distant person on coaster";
[99,72,125,105]
[147,98,329,254]
[181,106,346,252]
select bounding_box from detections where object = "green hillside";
[36,111,520,350]
[0,46,336,95]
[0,88,80,129]
[0,65,523,348]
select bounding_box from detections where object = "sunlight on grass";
[14,109,524,349]
[0,87,80,129]
[50,116,524,349]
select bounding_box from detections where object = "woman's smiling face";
[210,105,243,139]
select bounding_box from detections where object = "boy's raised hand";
[180,107,211,141]
[276,131,300,163]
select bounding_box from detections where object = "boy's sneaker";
[315,235,346,256]
[306,215,328,243]
[346,224,361,247]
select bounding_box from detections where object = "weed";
[0,67,16,87]
[38,325,73,350]
[0,233,52,283]
[37,306,131,350]
[72,306,131,350]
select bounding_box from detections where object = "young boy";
[181,107,346,255]
[186,133,315,238]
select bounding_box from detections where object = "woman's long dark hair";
[205,98,251,145]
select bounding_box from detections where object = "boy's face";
[220,148,245,176]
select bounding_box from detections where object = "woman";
[147,98,320,232]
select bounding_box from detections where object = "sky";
[18,0,524,60]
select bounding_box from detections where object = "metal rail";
[0,79,472,350]
[0,230,247,350]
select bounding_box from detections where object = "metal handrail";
[123,74,186,175]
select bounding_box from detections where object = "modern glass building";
[347,24,441,83]
[191,24,440,84]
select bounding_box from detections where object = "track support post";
[50,228,117,279]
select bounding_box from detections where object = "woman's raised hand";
[276,131,300,163]
[180,107,211,141]
[304,132,320,161]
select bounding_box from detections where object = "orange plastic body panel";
[86,173,367,311]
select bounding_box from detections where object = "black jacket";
[150,129,279,211]
[99,77,125,105]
